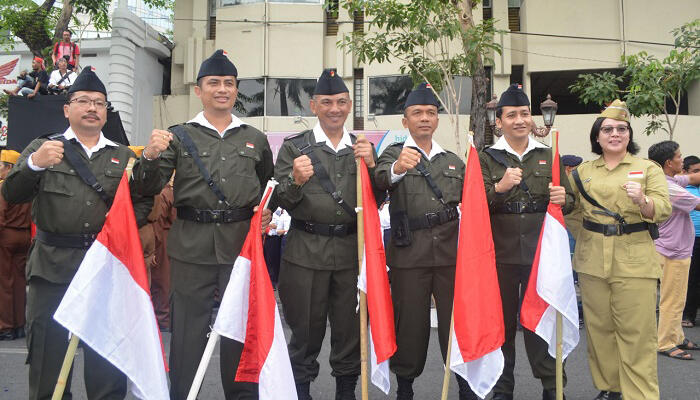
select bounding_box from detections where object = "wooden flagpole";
[551,129,564,400]
[356,135,369,400]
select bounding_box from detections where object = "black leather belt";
[177,206,254,224]
[495,200,548,214]
[35,229,98,249]
[290,218,357,237]
[409,206,459,230]
[583,219,650,236]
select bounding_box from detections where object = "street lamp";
[540,94,558,128]
[486,94,498,128]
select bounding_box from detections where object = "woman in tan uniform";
[569,100,672,400]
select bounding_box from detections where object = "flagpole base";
[52,334,80,400]
[187,331,220,400]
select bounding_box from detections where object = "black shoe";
[456,375,479,400]
[14,326,25,339]
[543,389,565,400]
[335,375,357,400]
[0,329,15,341]
[295,381,312,400]
[492,393,514,400]
[594,391,622,400]
[396,376,414,400]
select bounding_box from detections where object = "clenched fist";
[549,183,566,205]
[392,147,421,175]
[292,155,314,186]
[496,167,523,192]
[31,140,64,169]
[623,181,644,205]
[143,129,173,160]
[353,136,375,168]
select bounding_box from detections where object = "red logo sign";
[0,58,19,85]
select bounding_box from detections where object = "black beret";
[404,82,440,109]
[197,49,238,81]
[497,83,530,108]
[314,69,348,95]
[67,66,106,97]
[561,155,583,167]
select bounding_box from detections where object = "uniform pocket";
[41,164,76,196]
[614,232,652,264]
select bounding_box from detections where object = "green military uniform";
[2,133,152,400]
[375,140,464,379]
[570,153,671,399]
[273,127,380,386]
[133,115,274,400]
[479,137,574,397]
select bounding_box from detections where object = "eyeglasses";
[69,97,109,109]
[600,126,629,135]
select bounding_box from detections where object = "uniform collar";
[313,122,352,153]
[491,135,547,161]
[592,152,635,167]
[188,111,246,136]
[63,127,116,156]
[403,134,445,160]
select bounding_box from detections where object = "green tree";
[337,0,500,153]
[569,19,699,140]
[0,0,169,59]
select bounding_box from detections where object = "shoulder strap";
[484,147,532,197]
[290,133,356,216]
[55,136,113,206]
[408,146,448,207]
[572,168,626,224]
[171,125,231,208]
[56,72,69,86]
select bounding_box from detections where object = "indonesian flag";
[519,134,579,359]
[450,144,505,399]
[54,172,169,400]
[356,159,396,394]
[213,182,297,400]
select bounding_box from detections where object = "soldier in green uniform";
[273,69,379,400]
[2,67,153,400]
[133,50,274,400]
[374,83,477,400]
[478,84,574,400]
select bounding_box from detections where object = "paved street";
[1,318,699,399]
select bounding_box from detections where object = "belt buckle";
[426,212,440,227]
[304,221,315,234]
[332,224,346,236]
[603,224,620,236]
[208,210,222,221]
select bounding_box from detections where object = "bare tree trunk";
[54,1,75,42]
[457,0,489,151]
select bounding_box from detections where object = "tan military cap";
[599,99,630,122]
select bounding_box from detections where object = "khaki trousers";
[656,253,691,351]
[578,273,659,400]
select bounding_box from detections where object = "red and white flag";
[520,134,579,359]
[356,159,396,394]
[213,182,297,399]
[450,144,505,399]
[54,172,169,400]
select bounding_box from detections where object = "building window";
[326,0,339,36]
[234,78,265,118]
[265,78,317,117]
[353,68,364,130]
[482,0,492,21]
[530,69,624,115]
[508,0,521,32]
[369,75,413,115]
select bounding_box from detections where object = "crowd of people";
[3,30,80,98]
[0,48,698,400]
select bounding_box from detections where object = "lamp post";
[486,94,499,136]
[533,94,558,137]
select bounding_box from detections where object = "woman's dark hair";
[589,117,639,155]
[683,155,700,172]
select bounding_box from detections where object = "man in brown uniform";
[150,179,175,330]
[0,149,31,341]
[274,69,380,400]
[374,83,477,400]
[133,50,274,400]
[479,84,574,400]
[2,67,153,399]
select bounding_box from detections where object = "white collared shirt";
[48,69,77,87]
[312,122,352,153]
[188,111,246,136]
[390,134,446,183]
[27,127,117,171]
[490,135,547,162]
